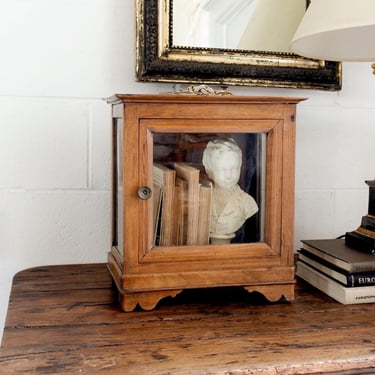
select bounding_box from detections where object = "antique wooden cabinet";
[107,93,304,311]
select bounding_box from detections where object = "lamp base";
[345,230,375,255]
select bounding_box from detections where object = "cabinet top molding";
[107,93,306,105]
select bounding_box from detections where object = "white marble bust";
[202,137,258,244]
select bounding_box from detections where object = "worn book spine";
[197,180,212,245]
[175,177,187,246]
[153,164,176,246]
[296,261,375,305]
[298,250,375,287]
[347,273,375,287]
[173,163,200,246]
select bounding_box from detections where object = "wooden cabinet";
[107,94,304,311]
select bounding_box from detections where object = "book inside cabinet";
[108,94,304,311]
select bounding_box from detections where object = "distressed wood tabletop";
[1,263,375,374]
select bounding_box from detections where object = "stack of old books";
[296,238,375,304]
[297,180,375,304]
[153,162,212,247]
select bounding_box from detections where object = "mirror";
[136,0,341,90]
[172,0,306,52]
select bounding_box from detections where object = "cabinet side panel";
[281,105,297,266]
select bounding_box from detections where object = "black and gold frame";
[136,0,341,90]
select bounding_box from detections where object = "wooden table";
[1,264,375,374]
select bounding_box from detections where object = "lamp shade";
[290,0,375,61]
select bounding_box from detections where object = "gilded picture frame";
[136,0,341,90]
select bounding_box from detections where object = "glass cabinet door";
[113,115,287,265]
[151,132,266,248]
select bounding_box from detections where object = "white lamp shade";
[290,0,375,61]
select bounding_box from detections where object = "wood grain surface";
[1,263,375,374]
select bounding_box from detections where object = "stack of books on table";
[296,238,375,304]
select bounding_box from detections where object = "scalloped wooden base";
[114,284,294,312]
[117,289,183,312]
[243,284,295,303]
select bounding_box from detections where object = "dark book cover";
[301,238,375,272]
[298,249,375,287]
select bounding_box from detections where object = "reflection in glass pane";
[152,132,266,246]
[172,0,306,52]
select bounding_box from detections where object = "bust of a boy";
[202,137,258,244]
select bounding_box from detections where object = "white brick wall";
[1,0,375,344]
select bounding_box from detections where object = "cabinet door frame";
[132,116,286,273]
